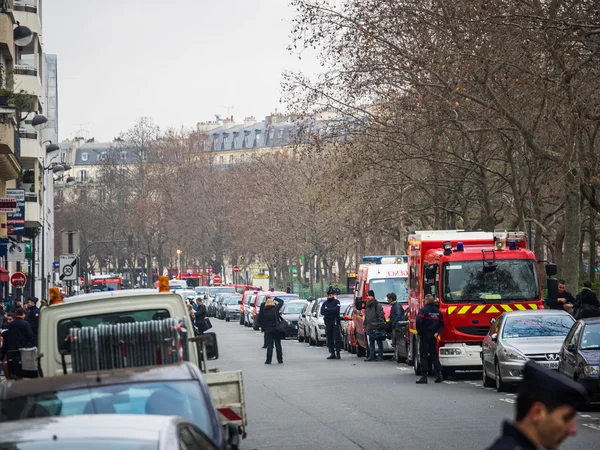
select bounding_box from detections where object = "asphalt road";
[207,320,600,450]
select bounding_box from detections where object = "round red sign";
[10,272,26,288]
[213,275,221,283]
[233,265,239,273]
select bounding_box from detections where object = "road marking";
[443,380,457,384]
[500,398,515,404]
[582,423,600,431]
[579,414,592,418]
[395,367,411,371]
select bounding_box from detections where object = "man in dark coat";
[321,287,341,360]
[546,280,575,312]
[416,294,444,384]
[258,296,284,364]
[574,281,600,319]
[26,297,40,345]
[194,298,208,334]
[364,290,385,361]
[486,361,588,450]
[1,308,35,378]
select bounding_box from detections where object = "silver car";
[482,310,575,392]
[297,298,316,343]
[0,414,221,449]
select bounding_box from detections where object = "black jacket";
[575,287,600,319]
[416,303,444,339]
[258,298,284,333]
[546,290,575,311]
[364,300,385,332]
[389,301,404,327]
[485,421,538,450]
[2,318,34,352]
[320,298,340,322]
[194,304,207,331]
[26,305,40,340]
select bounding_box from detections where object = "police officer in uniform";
[416,293,443,384]
[26,297,40,346]
[486,361,588,450]
[321,287,341,360]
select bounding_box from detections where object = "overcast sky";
[43,0,320,142]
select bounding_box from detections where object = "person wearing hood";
[321,287,341,360]
[574,281,600,319]
[258,296,284,364]
[364,290,386,361]
[416,294,444,384]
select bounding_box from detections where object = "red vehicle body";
[352,257,409,357]
[238,287,259,324]
[251,291,300,331]
[180,273,208,288]
[407,230,544,378]
[90,275,123,291]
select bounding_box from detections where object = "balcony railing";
[13,1,36,13]
[25,192,37,202]
[14,64,37,76]
[18,130,36,139]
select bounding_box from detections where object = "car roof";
[0,362,199,400]
[580,317,600,324]
[62,289,168,304]
[0,414,180,443]
[502,310,573,318]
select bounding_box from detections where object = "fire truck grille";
[456,326,490,336]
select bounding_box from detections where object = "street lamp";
[43,140,60,153]
[13,22,33,47]
[31,113,48,130]
[176,249,182,280]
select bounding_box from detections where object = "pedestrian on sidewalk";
[416,294,443,384]
[258,296,284,364]
[364,290,385,361]
[573,281,600,319]
[486,361,588,450]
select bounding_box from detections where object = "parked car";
[195,286,209,297]
[340,303,354,351]
[307,296,353,347]
[297,298,316,343]
[216,293,237,319]
[176,289,198,302]
[559,317,600,403]
[0,415,221,450]
[251,292,300,331]
[223,295,243,322]
[208,286,236,302]
[243,294,257,327]
[280,300,308,338]
[239,291,258,326]
[482,310,575,392]
[0,362,225,448]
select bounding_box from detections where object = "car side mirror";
[355,299,363,310]
[491,333,498,342]
[545,263,558,277]
[567,343,575,352]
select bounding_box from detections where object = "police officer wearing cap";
[321,287,341,360]
[26,297,40,346]
[486,361,589,450]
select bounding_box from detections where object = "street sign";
[233,265,239,273]
[79,277,85,286]
[213,275,221,283]
[0,198,17,213]
[53,261,60,270]
[6,242,25,262]
[6,189,25,235]
[59,254,78,281]
[10,272,26,288]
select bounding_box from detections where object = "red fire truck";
[407,230,549,379]
[90,274,123,292]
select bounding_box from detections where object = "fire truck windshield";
[442,260,539,303]
[369,278,408,303]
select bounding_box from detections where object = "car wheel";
[482,358,494,387]
[395,342,406,363]
[413,337,420,376]
[225,317,230,322]
[495,359,508,392]
[298,330,304,342]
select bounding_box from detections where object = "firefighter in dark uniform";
[416,293,443,384]
[486,361,588,450]
[321,287,341,360]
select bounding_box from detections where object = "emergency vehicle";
[353,256,409,357]
[407,230,547,379]
[90,274,123,292]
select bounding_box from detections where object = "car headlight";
[318,324,325,330]
[502,347,526,361]
[583,365,600,376]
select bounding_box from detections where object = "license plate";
[540,361,559,370]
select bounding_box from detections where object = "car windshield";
[0,381,215,440]
[245,295,255,305]
[0,440,157,449]
[195,288,208,295]
[209,287,235,296]
[443,259,540,303]
[276,295,300,302]
[580,323,600,350]
[57,309,170,354]
[225,297,241,305]
[281,303,305,314]
[369,278,408,303]
[502,315,574,339]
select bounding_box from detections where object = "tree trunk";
[590,207,597,282]
[562,167,581,289]
[146,243,153,288]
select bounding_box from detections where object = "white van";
[39,289,197,377]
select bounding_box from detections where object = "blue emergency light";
[509,240,517,250]
[361,255,408,264]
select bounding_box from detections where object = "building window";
[212,135,219,151]
[221,134,228,150]
[99,152,107,161]
[79,170,88,182]
[243,131,250,148]
[229,155,234,165]
[120,151,127,161]
[232,132,239,149]
[81,152,88,162]
[253,130,261,148]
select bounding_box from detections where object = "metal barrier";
[69,318,189,373]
